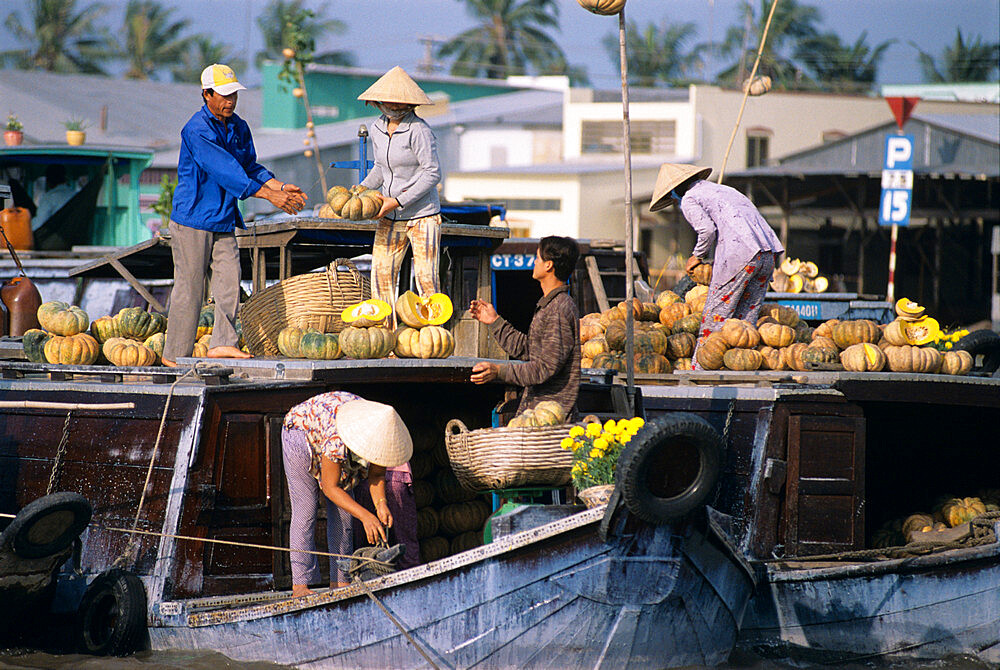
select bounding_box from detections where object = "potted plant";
[4,113,23,146]
[149,175,177,237]
[561,416,646,507]
[64,119,89,146]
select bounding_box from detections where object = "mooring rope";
[352,572,443,670]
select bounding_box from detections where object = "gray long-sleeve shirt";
[682,179,784,286]
[489,284,581,418]
[360,111,441,221]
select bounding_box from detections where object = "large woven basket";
[240,258,370,356]
[444,419,573,492]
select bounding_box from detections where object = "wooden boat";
[0,357,756,668]
[636,368,1000,665]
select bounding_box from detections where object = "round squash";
[341,299,392,328]
[591,351,625,371]
[634,329,667,355]
[326,185,350,209]
[882,319,909,346]
[340,325,395,359]
[895,297,926,320]
[604,320,626,351]
[90,316,122,344]
[416,508,439,539]
[902,513,935,536]
[338,189,382,221]
[781,343,810,371]
[800,346,839,367]
[654,290,682,311]
[883,345,942,374]
[840,342,886,372]
[582,336,610,359]
[580,316,605,344]
[940,349,973,376]
[723,348,763,371]
[658,302,692,330]
[634,352,671,374]
[192,341,209,358]
[44,333,99,365]
[810,335,839,351]
[532,400,566,425]
[615,298,643,321]
[666,332,695,360]
[598,307,623,328]
[22,328,51,363]
[673,357,694,371]
[941,497,987,527]
[689,262,713,285]
[37,301,89,336]
[277,326,309,358]
[758,346,786,371]
[639,302,660,322]
[694,332,729,370]
[672,313,701,336]
[115,307,167,340]
[144,332,165,362]
[103,338,157,367]
[685,284,708,313]
[394,325,454,359]
[395,291,453,328]
[721,319,761,349]
[831,320,880,349]
[299,330,342,359]
[197,305,215,340]
[794,323,815,343]
[799,261,819,279]
[813,319,840,340]
[758,322,795,348]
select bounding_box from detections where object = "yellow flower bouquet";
[561,417,645,490]
[928,328,969,352]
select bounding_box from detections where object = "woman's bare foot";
[292,584,315,597]
[162,358,178,368]
[207,345,252,359]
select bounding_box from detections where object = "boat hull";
[740,525,1000,664]
[149,507,755,669]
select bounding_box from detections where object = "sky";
[1,0,998,88]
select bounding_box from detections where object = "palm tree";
[602,19,702,87]
[255,0,351,68]
[1,0,113,74]
[436,0,565,80]
[119,0,193,80]
[797,31,894,93]
[912,29,999,83]
[170,35,246,84]
[715,0,821,89]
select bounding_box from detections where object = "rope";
[45,411,74,495]
[717,0,781,183]
[767,512,1000,563]
[352,573,443,670]
[113,364,199,568]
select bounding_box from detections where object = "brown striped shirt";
[490,284,580,417]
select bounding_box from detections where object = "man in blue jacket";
[163,64,307,366]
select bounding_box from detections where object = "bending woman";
[282,391,412,596]
[357,66,442,326]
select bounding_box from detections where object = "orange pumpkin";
[654,290,682,310]
[615,298,643,321]
[810,335,839,351]
[580,317,605,343]
[720,319,761,349]
[883,345,942,373]
[831,320,880,349]
[723,348,763,371]
[758,346,787,370]
[658,302,692,330]
[582,336,610,359]
[694,332,729,370]
[758,304,800,328]
[781,342,810,371]
[665,332,696,360]
[840,342,886,372]
[758,322,795,348]
[813,319,840,340]
[940,350,973,376]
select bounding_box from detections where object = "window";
[489,146,508,167]
[478,198,561,211]
[746,128,771,168]
[581,120,676,155]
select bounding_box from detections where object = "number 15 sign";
[879,134,914,226]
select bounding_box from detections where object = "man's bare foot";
[292,584,315,597]
[207,345,252,359]
[330,581,350,590]
[162,358,178,367]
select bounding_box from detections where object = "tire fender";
[954,329,1000,374]
[76,569,147,656]
[616,413,723,524]
[0,491,92,559]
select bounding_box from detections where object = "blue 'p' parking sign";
[879,134,914,226]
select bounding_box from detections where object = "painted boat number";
[779,301,821,319]
[159,602,182,616]
[491,254,535,270]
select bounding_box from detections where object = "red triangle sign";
[886,96,919,130]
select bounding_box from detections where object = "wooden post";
[618,9,635,407]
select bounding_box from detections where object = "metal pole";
[618,9,635,409]
[887,222,898,303]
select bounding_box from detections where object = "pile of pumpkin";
[22,302,172,367]
[580,285,708,373]
[770,257,830,294]
[316,184,383,220]
[872,491,999,548]
[276,291,455,360]
[409,419,493,562]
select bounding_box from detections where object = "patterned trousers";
[692,251,775,370]
[281,427,355,585]
[371,214,441,327]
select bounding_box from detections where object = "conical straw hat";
[649,163,712,212]
[336,399,413,467]
[357,66,432,105]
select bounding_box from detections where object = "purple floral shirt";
[284,391,367,489]
[681,179,784,286]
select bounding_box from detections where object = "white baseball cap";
[200,64,247,96]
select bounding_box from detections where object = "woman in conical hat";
[282,391,415,596]
[357,66,442,327]
[650,163,784,369]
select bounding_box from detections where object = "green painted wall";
[261,63,527,129]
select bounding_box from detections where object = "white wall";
[563,97,697,160]
[444,172,581,238]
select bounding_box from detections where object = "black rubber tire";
[76,569,147,656]
[953,329,1000,374]
[672,274,696,298]
[616,413,723,524]
[0,492,92,559]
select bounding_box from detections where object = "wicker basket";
[444,419,573,492]
[240,258,370,356]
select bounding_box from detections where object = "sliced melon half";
[799,261,819,278]
[341,299,392,327]
[895,297,926,320]
[901,315,940,345]
[395,291,454,328]
[779,257,801,276]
